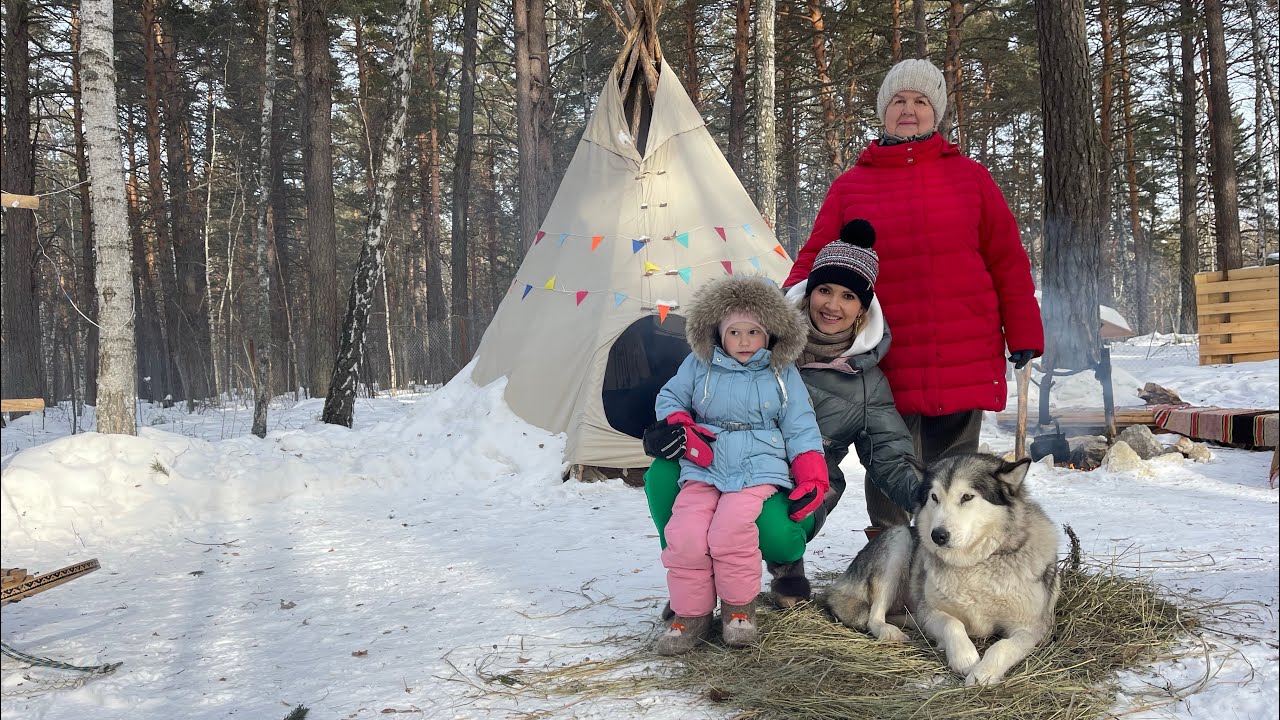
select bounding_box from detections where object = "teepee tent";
[471,21,791,477]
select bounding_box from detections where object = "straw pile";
[497,529,1222,720]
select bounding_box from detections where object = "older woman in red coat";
[784,58,1043,533]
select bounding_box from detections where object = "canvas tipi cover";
[471,59,792,470]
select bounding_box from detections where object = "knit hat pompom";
[876,58,946,127]
[839,218,876,249]
[806,220,880,307]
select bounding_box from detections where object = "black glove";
[1008,350,1035,369]
[851,429,873,465]
[642,420,716,461]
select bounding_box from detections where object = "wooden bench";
[0,398,44,413]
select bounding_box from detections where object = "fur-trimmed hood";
[684,275,809,369]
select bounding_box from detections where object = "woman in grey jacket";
[645,219,922,607]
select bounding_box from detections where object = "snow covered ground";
[1,335,1277,719]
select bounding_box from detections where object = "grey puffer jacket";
[784,282,922,530]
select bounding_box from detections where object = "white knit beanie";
[876,58,947,126]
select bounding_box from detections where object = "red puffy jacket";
[784,133,1043,417]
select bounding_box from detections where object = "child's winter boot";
[655,613,713,656]
[720,600,758,647]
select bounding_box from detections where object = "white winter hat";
[876,58,947,126]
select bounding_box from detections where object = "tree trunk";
[1117,7,1148,333]
[322,0,421,427]
[755,0,776,224]
[913,0,928,57]
[70,6,99,407]
[779,9,800,253]
[1036,0,1104,373]
[684,0,701,109]
[806,0,842,183]
[451,0,480,372]
[891,0,902,63]
[1,0,45,406]
[1096,0,1116,307]
[81,0,138,434]
[1203,0,1243,271]
[1177,0,1200,333]
[514,0,554,248]
[728,0,750,176]
[941,0,963,145]
[1243,0,1274,265]
[419,13,449,385]
[286,0,338,400]
[249,0,279,437]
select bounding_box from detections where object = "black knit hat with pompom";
[805,219,878,306]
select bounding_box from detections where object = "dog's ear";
[995,457,1033,494]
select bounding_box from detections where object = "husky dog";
[827,454,1060,686]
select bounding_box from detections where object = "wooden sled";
[2,559,101,606]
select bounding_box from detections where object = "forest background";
[1,0,1276,425]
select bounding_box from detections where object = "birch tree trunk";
[81,0,137,434]
[1,0,45,406]
[755,0,776,224]
[1177,0,1200,332]
[322,0,421,427]
[1036,0,1104,372]
[1203,0,1243,271]
[1118,7,1149,333]
[451,0,479,371]
[249,0,279,438]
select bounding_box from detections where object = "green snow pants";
[643,457,814,565]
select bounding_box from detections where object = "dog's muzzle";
[931,527,951,547]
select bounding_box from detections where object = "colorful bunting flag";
[657,304,671,323]
[677,267,692,284]
[632,238,646,254]
[743,223,753,236]
[721,261,733,275]
[749,257,762,271]
[676,232,689,248]
[534,230,545,245]
[544,275,556,290]
[614,292,626,307]
[715,226,727,242]
[643,261,662,276]
[558,232,569,246]
[591,235,604,251]
[773,244,787,258]
[521,284,533,300]
[576,291,588,306]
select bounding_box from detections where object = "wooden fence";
[1196,264,1279,365]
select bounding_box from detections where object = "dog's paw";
[964,662,1005,686]
[947,644,980,676]
[873,625,909,643]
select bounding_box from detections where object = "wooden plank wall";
[1196,265,1279,365]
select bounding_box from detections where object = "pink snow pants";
[661,481,777,617]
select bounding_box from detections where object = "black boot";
[766,559,811,608]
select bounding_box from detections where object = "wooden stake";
[1015,363,1032,460]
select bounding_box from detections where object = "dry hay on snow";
[494,537,1243,720]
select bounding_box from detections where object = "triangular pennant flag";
[575,290,588,306]
[614,292,626,307]
[657,304,670,323]
[773,244,787,258]
[715,226,727,242]
[677,267,692,284]
[521,284,533,300]
[558,232,569,246]
[749,257,762,271]
[632,238,646,254]
[544,275,556,290]
[721,260,733,275]
[534,230,545,245]
[591,235,604,251]
[743,223,754,236]
[676,232,690,248]
[643,261,662,275]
